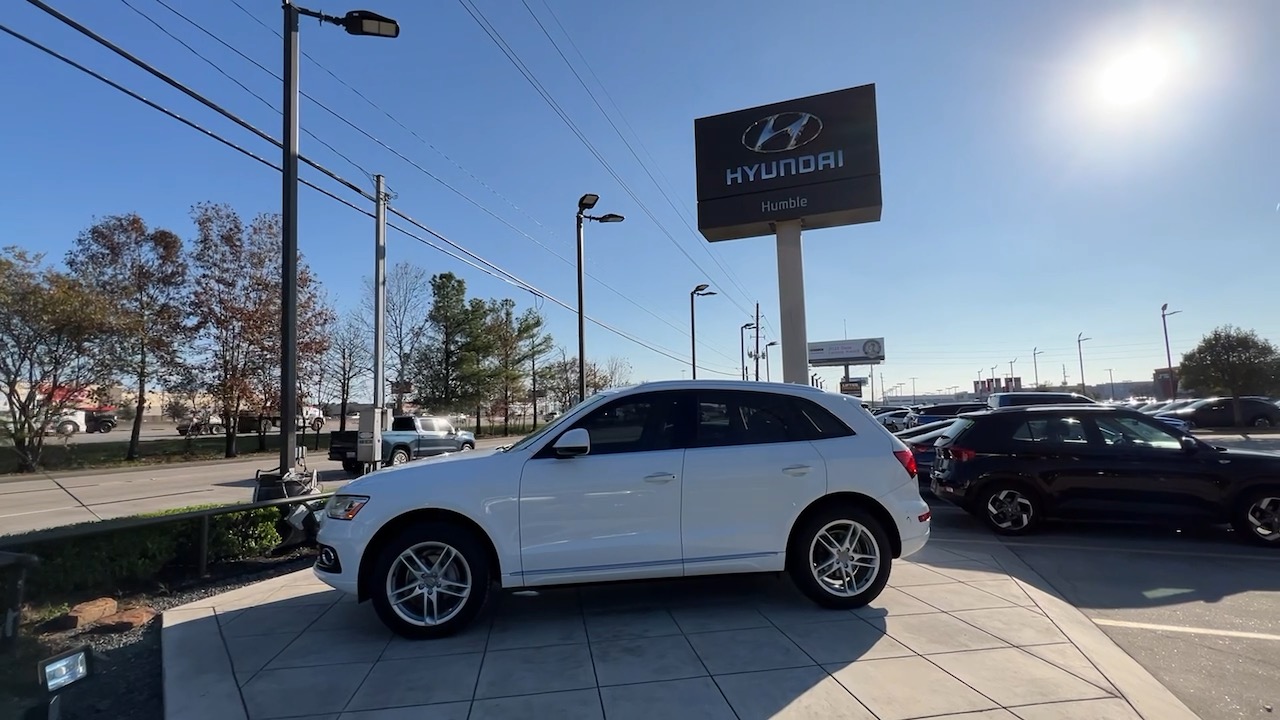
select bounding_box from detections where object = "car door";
[679,389,828,575]
[1091,414,1228,520]
[417,418,450,456]
[1003,413,1113,517]
[517,390,689,586]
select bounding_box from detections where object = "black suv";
[930,405,1280,547]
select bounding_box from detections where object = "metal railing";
[0,493,334,576]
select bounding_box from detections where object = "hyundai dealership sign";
[695,84,882,242]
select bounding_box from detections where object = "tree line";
[0,206,629,472]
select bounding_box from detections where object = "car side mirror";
[553,428,591,457]
[1180,436,1199,454]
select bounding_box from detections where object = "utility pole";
[530,341,538,430]
[1062,364,1068,388]
[754,303,761,381]
[909,377,917,404]
[1077,332,1091,396]
[1008,358,1017,385]
[372,173,387,435]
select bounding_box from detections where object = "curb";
[976,543,1200,720]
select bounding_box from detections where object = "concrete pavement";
[161,543,1198,720]
[924,503,1280,720]
[0,437,512,536]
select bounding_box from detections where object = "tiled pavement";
[162,543,1200,720]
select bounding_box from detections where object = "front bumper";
[312,518,366,597]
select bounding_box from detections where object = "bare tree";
[327,309,371,431]
[363,261,429,412]
[65,214,191,461]
[0,248,115,471]
[600,356,633,389]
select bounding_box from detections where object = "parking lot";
[926,496,1280,720]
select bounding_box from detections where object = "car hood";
[340,448,501,493]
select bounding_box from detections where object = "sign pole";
[775,220,807,384]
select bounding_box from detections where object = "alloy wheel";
[808,519,881,597]
[986,489,1034,531]
[1245,497,1280,543]
[384,541,472,626]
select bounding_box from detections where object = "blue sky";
[2,0,1277,400]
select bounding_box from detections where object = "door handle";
[643,472,677,483]
[782,464,812,476]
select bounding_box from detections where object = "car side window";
[694,391,808,447]
[792,398,855,441]
[1010,416,1089,445]
[571,394,681,456]
[1095,416,1181,450]
[390,416,416,432]
[437,420,454,434]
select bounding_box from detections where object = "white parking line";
[1093,618,1280,642]
[931,536,1280,562]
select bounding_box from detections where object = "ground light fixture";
[31,645,92,720]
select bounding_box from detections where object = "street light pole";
[909,376,917,404]
[279,2,398,476]
[1008,358,1017,386]
[740,322,756,381]
[1106,368,1115,401]
[764,340,778,382]
[574,193,624,403]
[689,284,714,379]
[1161,303,1182,399]
[754,303,761,381]
[373,173,387,433]
[1032,347,1043,388]
[280,1,301,475]
[1077,332,1091,396]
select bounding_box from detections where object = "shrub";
[10,504,282,601]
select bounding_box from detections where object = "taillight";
[893,449,917,478]
[911,444,931,454]
[944,446,977,463]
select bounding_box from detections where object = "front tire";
[461,442,474,452]
[368,523,490,639]
[787,505,892,609]
[1251,416,1273,429]
[977,481,1043,536]
[56,421,78,436]
[1233,489,1280,548]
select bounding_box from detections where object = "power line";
[157,0,734,364]
[0,18,739,377]
[517,0,757,309]
[116,0,374,182]
[454,0,759,319]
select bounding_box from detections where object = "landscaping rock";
[61,598,118,629]
[96,607,157,633]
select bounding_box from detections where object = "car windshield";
[504,393,612,452]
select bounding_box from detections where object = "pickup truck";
[328,415,476,473]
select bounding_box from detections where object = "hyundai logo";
[742,112,823,153]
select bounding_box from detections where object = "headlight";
[326,495,369,520]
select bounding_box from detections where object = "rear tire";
[368,522,490,639]
[1232,489,1280,548]
[787,504,892,609]
[977,481,1043,536]
[390,448,410,465]
[341,460,361,474]
[56,421,78,436]
[1251,416,1273,429]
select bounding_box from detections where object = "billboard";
[694,84,882,242]
[808,338,885,367]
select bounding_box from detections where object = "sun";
[1094,43,1173,109]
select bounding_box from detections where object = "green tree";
[65,214,191,461]
[0,248,114,471]
[487,300,553,434]
[411,272,495,412]
[1179,326,1280,426]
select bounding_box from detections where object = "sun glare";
[1095,43,1173,109]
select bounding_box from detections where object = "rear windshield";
[941,418,974,440]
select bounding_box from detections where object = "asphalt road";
[927,495,1280,720]
[0,436,513,536]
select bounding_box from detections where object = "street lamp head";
[693,283,710,293]
[1161,302,1168,312]
[597,213,625,223]
[578,193,599,211]
[339,10,400,38]
[766,340,779,348]
[742,322,756,330]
